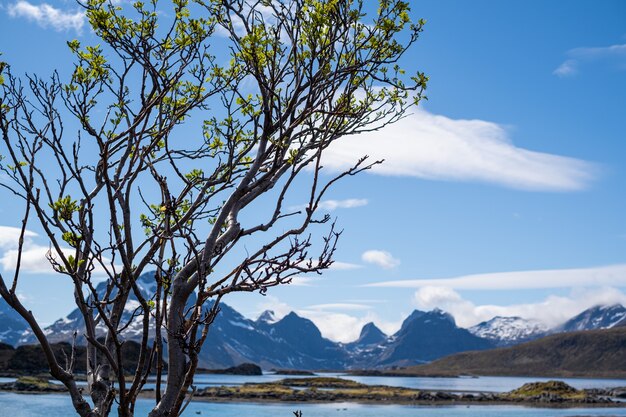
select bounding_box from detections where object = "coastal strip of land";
[2,377,624,407]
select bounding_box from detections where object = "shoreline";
[2,377,623,409]
[0,389,624,409]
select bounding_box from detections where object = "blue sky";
[0,0,625,342]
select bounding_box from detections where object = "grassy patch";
[505,381,585,399]
[275,377,365,388]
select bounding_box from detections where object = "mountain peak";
[256,310,278,324]
[399,309,426,331]
[425,308,455,322]
[352,322,387,346]
[469,316,547,346]
[560,303,626,332]
[361,322,380,333]
[280,311,305,322]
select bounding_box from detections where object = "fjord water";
[189,373,626,392]
[2,393,626,417]
[3,374,626,416]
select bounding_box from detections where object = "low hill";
[394,327,626,378]
[0,341,151,375]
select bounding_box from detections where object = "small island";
[192,377,620,406]
[0,375,623,408]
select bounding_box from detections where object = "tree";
[0,0,426,416]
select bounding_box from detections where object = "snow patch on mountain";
[469,316,547,346]
[558,304,626,332]
[256,310,279,324]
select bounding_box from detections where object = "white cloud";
[0,245,61,274]
[570,43,626,59]
[0,226,37,250]
[299,310,370,342]
[0,224,112,275]
[256,296,402,343]
[214,3,275,37]
[329,261,362,271]
[317,198,368,211]
[554,43,626,77]
[367,264,626,290]
[0,226,60,274]
[323,108,597,191]
[413,285,626,328]
[256,295,292,319]
[288,198,368,214]
[553,59,578,77]
[287,276,315,286]
[306,303,372,311]
[361,250,400,269]
[297,309,401,343]
[7,1,84,33]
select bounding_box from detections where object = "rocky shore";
[0,376,67,393]
[193,378,621,406]
[0,376,623,408]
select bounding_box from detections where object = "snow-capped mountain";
[17,272,348,370]
[5,275,626,371]
[373,309,494,368]
[557,304,626,332]
[469,316,548,346]
[20,271,159,344]
[199,307,348,370]
[256,310,279,324]
[344,322,388,367]
[0,299,29,346]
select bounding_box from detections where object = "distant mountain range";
[556,304,626,333]
[396,327,626,379]
[2,271,626,370]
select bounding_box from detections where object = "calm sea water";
[1,393,626,417]
[188,373,626,393]
[5,373,625,393]
[2,374,626,416]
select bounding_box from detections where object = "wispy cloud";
[317,198,368,211]
[329,261,362,271]
[554,43,626,77]
[323,108,597,191]
[361,250,400,270]
[289,198,368,213]
[413,285,626,328]
[214,3,275,37]
[366,264,626,290]
[553,59,578,77]
[306,303,372,311]
[286,276,316,286]
[7,1,84,33]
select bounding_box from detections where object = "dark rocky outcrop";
[0,376,66,392]
[202,363,262,375]
[1,340,150,375]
